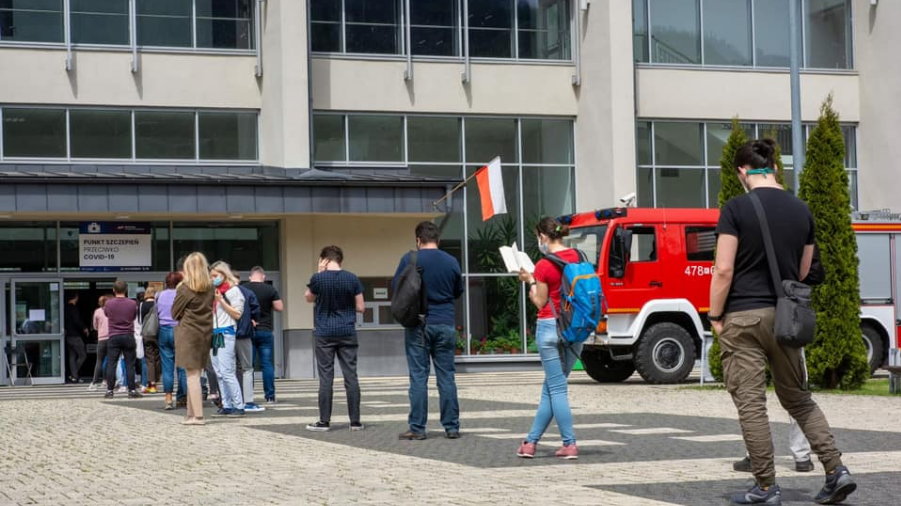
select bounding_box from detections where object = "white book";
[498,242,536,273]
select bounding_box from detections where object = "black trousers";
[314,336,361,424]
[65,336,87,380]
[106,334,137,392]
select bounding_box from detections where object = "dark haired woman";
[516,217,584,459]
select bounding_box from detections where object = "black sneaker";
[445,430,461,439]
[795,459,814,472]
[104,390,114,399]
[733,456,752,472]
[730,484,782,505]
[814,466,857,504]
[398,430,427,440]
[306,421,330,432]
[350,423,365,431]
[128,390,143,399]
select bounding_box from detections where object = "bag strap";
[748,191,785,298]
[545,249,589,270]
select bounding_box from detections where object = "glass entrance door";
[11,279,64,384]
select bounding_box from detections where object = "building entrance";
[2,278,65,385]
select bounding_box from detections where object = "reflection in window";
[653,122,703,166]
[521,119,573,164]
[518,0,571,60]
[754,0,790,66]
[0,223,57,272]
[805,0,851,69]
[649,0,699,64]
[135,111,195,159]
[173,222,279,271]
[702,0,750,66]
[313,114,346,162]
[198,111,258,160]
[563,225,606,268]
[468,0,514,58]
[407,116,461,162]
[311,0,341,51]
[195,0,253,49]
[0,0,63,43]
[2,108,67,158]
[655,168,706,208]
[465,117,518,164]
[70,109,132,159]
[348,115,404,162]
[136,0,192,47]
[71,0,129,45]
[345,0,401,54]
[411,0,458,56]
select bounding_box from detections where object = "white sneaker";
[86,383,98,392]
[244,403,266,413]
[117,386,128,393]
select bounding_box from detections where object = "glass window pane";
[70,109,132,159]
[14,340,61,378]
[842,125,856,167]
[805,0,851,69]
[703,0,751,66]
[757,123,793,166]
[173,222,279,271]
[71,0,129,45]
[345,0,400,54]
[408,116,461,162]
[522,167,575,252]
[0,223,57,272]
[135,111,196,159]
[517,0,570,60]
[653,122,702,166]
[848,170,857,210]
[14,281,61,336]
[311,0,341,21]
[2,108,66,158]
[636,121,651,165]
[467,276,523,355]
[648,0,699,64]
[637,166,654,206]
[195,0,253,49]
[411,0,458,56]
[311,22,341,51]
[655,168,706,208]
[464,118,518,164]
[348,115,403,162]
[313,114,346,162]
[136,0,191,47]
[466,164,519,273]
[707,168,721,208]
[198,112,258,160]
[0,1,63,42]
[706,122,753,166]
[754,0,790,66]
[520,119,573,164]
[634,0,648,62]
[468,0,513,58]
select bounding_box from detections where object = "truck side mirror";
[608,228,632,278]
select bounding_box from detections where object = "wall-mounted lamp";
[580,0,590,11]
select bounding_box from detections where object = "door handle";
[649,281,663,287]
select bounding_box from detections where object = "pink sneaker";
[516,441,537,458]
[555,444,579,460]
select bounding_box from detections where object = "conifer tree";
[798,96,869,389]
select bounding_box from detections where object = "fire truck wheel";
[580,348,636,383]
[861,324,884,376]
[635,322,695,384]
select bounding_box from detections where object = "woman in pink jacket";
[87,295,110,391]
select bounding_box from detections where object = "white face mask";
[537,237,549,255]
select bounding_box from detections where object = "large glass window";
[465,118,518,164]
[0,0,63,43]
[411,0,458,56]
[654,121,702,166]
[468,0,513,58]
[0,223,57,273]
[348,115,404,162]
[635,0,852,69]
[198,111,257,160]
[408,116,461,162]
[195,0,253,49]
[2,108,66,158]
[313,114,346,162]
[345,0,401,54]
[71,0,129,45]
[521,119,573,164]
[310,0,342,52]
[518,0,570,60]
[69,109,132,159]
[136,0,192,47]
[135,111,195,159]
[173,222,279,271]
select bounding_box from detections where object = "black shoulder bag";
[749,192,816,347]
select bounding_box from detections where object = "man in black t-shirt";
[709,140,855,505]
[304,246,365,432]
[246,266,283,403]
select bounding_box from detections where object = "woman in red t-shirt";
[516,217,583,460]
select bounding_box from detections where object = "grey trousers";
[235,337,254,405]
[314,335,361,424]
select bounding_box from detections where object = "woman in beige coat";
[172,252,215,425]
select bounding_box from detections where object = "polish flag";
[475,156,506,221]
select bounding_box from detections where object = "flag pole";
[432,170,480,209]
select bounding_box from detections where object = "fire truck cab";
[561,207,899,384]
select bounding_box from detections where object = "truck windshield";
[564,225,607,268]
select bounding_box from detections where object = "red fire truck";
[560,207,900,384]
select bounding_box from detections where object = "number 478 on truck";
[561,207,900,384]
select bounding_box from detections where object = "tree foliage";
[798,95,869,390]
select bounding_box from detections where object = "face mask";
[212,276,223,287]
[537,238,549,255]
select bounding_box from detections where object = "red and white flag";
[475,156,506,221]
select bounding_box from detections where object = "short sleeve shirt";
[245,282,281,331]
[308,270,364,338]
[533,248,581,320]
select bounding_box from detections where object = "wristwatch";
[707,314,723,322]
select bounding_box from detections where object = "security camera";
[619,192,637,207]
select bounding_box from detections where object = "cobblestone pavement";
[1,371,899,505]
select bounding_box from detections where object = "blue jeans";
[405,324,459,434]
[252,330,276,401]
[158,325,186,399]
[526,318,583,446]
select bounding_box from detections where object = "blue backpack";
[546,250,604,344]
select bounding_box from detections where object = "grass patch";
[682,379,897,397]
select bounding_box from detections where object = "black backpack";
[390,251,427,328]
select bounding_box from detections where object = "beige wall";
[0,49,259,108]
[312,59,578,116]
[574,0,637,212]
[281,214,434,329]
[636,68,860,122]
[855,0,901,211]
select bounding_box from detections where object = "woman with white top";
[209,260,245,417]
